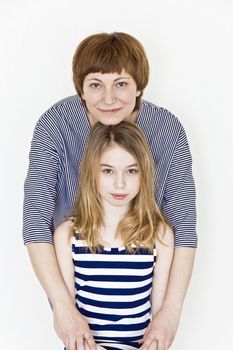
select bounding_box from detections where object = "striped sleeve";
[23,119,59,244]
[161,124,197,248]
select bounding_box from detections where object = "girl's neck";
[103,199,128,222]
[100,202,127,246]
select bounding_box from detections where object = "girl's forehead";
[100,144,137,166]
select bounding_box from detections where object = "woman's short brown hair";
[72,32,149,111]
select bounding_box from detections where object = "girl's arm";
[139,224,174,350]
[54,223,107,350]
[53,220,75,301]
[151,224,174,315]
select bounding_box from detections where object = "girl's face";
[82,69,141,126]
[98,144,140,211]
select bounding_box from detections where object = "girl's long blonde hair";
[70,121,167,252]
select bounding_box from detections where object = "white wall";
[1,0,233,349]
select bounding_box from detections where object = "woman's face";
[82,69,141,125]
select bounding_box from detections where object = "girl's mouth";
[110,193,128,200]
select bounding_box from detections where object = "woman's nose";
[103,88,116,104]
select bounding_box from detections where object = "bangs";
[82,42,135,77]
[73,32,149,110]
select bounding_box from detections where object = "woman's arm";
[27,241,96,350]
[139,120,197,349]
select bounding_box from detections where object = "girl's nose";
[114,173,126,189]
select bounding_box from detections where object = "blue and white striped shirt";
[72,236,156,350]
[23,95,197,248]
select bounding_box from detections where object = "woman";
[24,32,196,350]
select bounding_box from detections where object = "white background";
[1,0,233,349]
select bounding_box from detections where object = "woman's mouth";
[98,108,122,114]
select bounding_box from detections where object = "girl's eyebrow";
[100,163,113,167]
[126,164,138,168]
[100,163,138,167]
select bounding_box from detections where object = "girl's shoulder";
[156,223,174,247]
[54,219,74,245]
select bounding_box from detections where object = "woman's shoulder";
[40,95,82,118]
[140,100,182,127]
[35,94,85,132]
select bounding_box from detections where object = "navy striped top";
[72,236,156,350]
[23,95,197,248]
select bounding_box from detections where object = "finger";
[64,337,75,350]
[138,334,146,344]
[161,337,172,350]
[157,337,166,350]
[64,338,69,350]
[84,339,90,350]
[76,337,85,350]
[139,324,152,344]
[66,336,76,350]
[147,340,157,350]
[84,333,97,350]
[140,335,154,350]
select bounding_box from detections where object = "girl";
[54,121,174,350]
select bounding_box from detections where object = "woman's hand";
[139,305,181,350]
[53,302,96,350]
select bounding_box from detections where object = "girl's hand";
[53,302,96,350]
[139,305,180,350]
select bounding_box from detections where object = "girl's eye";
[128,168,138,174]
[90,83,101,89]
[117,81,127,87]
[102,168,113,174]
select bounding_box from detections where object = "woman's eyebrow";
[87,78,102,81]
[87,77,131,82]
[114,77,131,81]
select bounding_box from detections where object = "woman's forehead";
[84,69,133,81]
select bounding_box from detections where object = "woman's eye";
[117,81,127,87]
[90,83,101,89]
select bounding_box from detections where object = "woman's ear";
[136,90,141,97]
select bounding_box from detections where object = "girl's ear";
[136,90,141,97]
